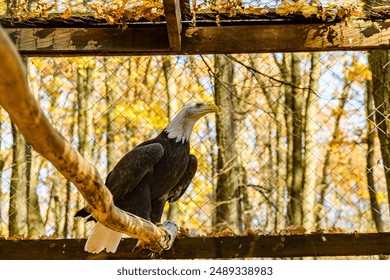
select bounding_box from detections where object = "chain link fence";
[1,0,390,263]
[1,0,387,19]
[1,52,390,241]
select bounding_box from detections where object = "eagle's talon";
[132,240,146,252]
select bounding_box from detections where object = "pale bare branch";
[0,26,177,253]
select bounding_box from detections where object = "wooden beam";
[163,0,182,51]
[1,233,390,259]
[5,26,170,56]
[4,20,390,56]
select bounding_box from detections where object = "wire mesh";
[1,52,390,243]
[1,0,387,18]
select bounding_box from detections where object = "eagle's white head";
[165,101,219,143]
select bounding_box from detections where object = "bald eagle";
[75,101,218,254]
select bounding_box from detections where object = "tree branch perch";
[0,26,177,254]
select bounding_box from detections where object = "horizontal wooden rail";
[1,233,390,259]
[2,19,390,56]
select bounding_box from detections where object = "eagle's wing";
[107,143,164,201]
[75,142,164,220]
[168,154,198,203]
[149,155,197,224]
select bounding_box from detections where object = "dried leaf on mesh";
[37,2,57,17]
[7,235,29,240]
[279,225,307,235]
[41,233,60,240]
[177,227,192,238]
[276,0,306,16]
[301,5,318,18]
[9,2,30,21]
[241,6,268,16]
[244,228,264,237]
[60,6,72,20]
[88,0,164,26]
[6,0,58,22]
[275,0,365,21]
[327,227,346,234]
[208,228,236,237]
[311,228,325,234]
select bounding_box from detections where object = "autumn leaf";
[245,228,264,237]
[0,1,7,16]
[209,228,236,237]
[88,0,164,26]
[350,8,364,18]
[327,227,345,234]
[241,6,268,16]
[177,227,192,238]
[301,5,317,18]
[61,6,72,20]
[279,225,307,235]
[7,234,29,240]
[276,0,305,16]
[105,14,116,25]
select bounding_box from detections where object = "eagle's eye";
[195,102,203,108]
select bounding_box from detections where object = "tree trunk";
[274,108,285,231]
[252,55,285,231]
[286,53,304,225]
[365,62,385,231]
[124,58,135,151]
[368,50,390,216]
[8,122,28,236]
[62,93,77,238]
[214,54,240,233]
[280,54,294,199]
[26,147,45,237]
[233,64,252,233]
[103,58,116,172]
[302,53,321,230]
[315,75,351,228]
[275,53,295,227]
[52,174,62,234]
[24,58,45,238]
[73,62,94,238]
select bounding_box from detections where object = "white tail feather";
[105,229,123,253]
[84,222,122,254]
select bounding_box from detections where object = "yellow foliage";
[88,0,164,26]
[346,61,372,82]
[37,1,57,17]
[276,0,306,16]
[0,1,6,16]
[301,5,318,18]
[275,0,365,21]
[241,6,268,16]
[60,5,72,20]
[376,192,388,204]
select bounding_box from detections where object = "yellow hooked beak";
[206,103,219,114]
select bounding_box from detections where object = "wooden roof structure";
[0,0,390,56]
